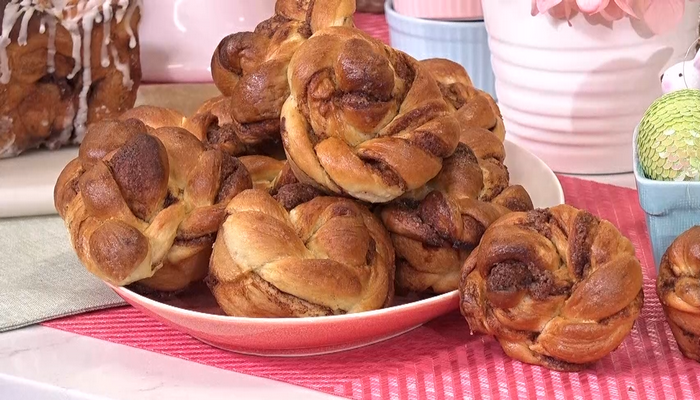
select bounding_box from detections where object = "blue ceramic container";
[384,0,496,99]
[634,126,700,270]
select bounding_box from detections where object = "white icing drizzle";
[46,17,56,73]
[18,2,33,46]
[123,0,139,49]
[111,45,132,89]
[0,2,22,84]
[115,0,129,23]
[65,18,81,79]
[74,0,102,140]
[101,0,112,68]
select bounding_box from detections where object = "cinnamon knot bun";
[421,58,505,142]
[281,26,461,203]
[657,226,700,362]
[54,116,252,292]
[380,142,533,294]
[459,205,644,371]
[118,103,282,157]
[207,188,395,317]
[209,0,356,154]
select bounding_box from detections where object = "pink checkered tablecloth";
[40,13,700,400]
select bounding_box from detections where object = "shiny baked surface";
[657,226,700,362]
[460,204,644,371]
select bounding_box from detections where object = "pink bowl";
[106,140,565,357]
[139,0,276,83]
[393,0,483,20]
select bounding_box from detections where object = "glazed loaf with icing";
[0,0,142,158]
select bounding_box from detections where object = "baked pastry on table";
[209,0,356,156]
[281,26,461,203]
[657,226,700,362]
[459,205,644,371]
[421,58,505,143]
[207,187,395,318]
[1,0,142,158]
[380,141,533,295]
[54,115,253,293]
[117,103,281,158]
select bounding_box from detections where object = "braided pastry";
[380,141,533,294]
[1,0,142,158]
[210,0,355,154]
[207,188,395,317]
[657,226,700,361]
[54,116,252,292]
[281,26,461,203]
[459,205,644,371]
[421,59,505,142]
[118,103,277,157]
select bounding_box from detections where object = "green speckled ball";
[638,89,700,181]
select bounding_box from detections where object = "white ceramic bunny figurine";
[661,50,700,94]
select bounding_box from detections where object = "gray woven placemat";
[0,215,126,332]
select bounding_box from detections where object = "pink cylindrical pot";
[482,0,700,174]
[393,0,483,20]
[139,0,276,83]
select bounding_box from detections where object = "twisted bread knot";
[460,205,644,371]
[421,59,505,142]
[209,0,355,153]
[119,103,279,157]
[208,188,395,317]
[657,226,700,361]
[54,117,252,292]
[281,26,461,203]
[380,143,533,294]
[238,155,319,208]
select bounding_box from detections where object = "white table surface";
[0,326,342,400]
[0,173,637,400]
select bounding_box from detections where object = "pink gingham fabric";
[41,15,700,400]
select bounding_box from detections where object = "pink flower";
[643,0,685,34]
[530,0,697,34]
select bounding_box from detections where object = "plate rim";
[111,284,461,325]
[111,138,565,325]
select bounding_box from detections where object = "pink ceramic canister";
[482,0,700,174]
[393,0,483,20]
[139,0,276,83]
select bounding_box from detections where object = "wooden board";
[0,83,221,218]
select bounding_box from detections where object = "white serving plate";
[110,139,565,357]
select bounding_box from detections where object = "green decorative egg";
[638,89,700,181]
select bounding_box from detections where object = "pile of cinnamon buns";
[49,0,684,372]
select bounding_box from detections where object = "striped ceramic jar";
[482,0,700,174]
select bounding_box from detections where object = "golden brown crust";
[657,226,700,362]
[208,0,356,155]
[380,143,533,294]
[459,205,644,371]
[53,116,253,292]
[281,26,461,204]
[207,188,395,318]
[420,58,505,142]
[1,1,142,158]
[118,103,284,158]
